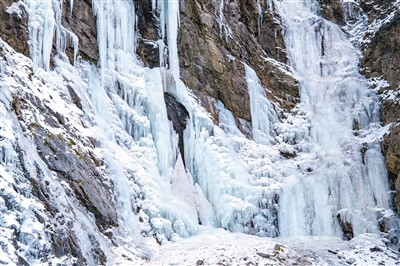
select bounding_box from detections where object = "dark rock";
[370,246,383,252]
[381,127,400,209]
[320,0,344,25]
[360,0,398,25]
[280,151,296,159]
[196,259,205,265]
[164,92,189,165]
[135,0,160,68]
[337,213,354,240]
[178,0,298,136]
[135,0,158,41]
[259,7,287,62]
[0,0,29,57]
[257,252,271,258]
[67,85,83,110]
[361,13,400,92]
[61,0,98,63]
[17,255,29,266]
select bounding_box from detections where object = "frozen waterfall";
[274,0,390,237]
[5,1,396,260]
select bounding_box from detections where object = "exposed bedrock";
[135,0,298,136]
[0,0,29,57]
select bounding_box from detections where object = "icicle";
[257,0,263,40]
[157,39,165,67]
[25,0,56,70]
[214,100,244,136]
[267,0,273,11]
[166,0,180,80]
[245,64,277,144]
[70,32,79,65]
[70,0,74,14]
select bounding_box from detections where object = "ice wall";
[273,0,390,236]
[3,1,395,263]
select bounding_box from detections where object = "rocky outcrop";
[178,0,298,131]
[0,38,119,263]
[361,12,400,92]
[320,0,344,25]
[11,89,117,233]
[61,0,98,63]
[164,92,189,166]
[6,62,116,263]
[337,213,354,240]
[381,126,400,209]
[0,0,29,57]
[134,0,298,136]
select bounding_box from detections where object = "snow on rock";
[0,0,399,264]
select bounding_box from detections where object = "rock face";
[8,66,116,264]
[177,0,298,130]
[320,0,344,25]
[135,0,160,68]
[361,4,400,92]
[61,0,98,63]
[135,0,298,135]
[12,85,118,233]
[0,0,29,57]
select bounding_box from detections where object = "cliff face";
[1,0,400,264]
[135,0,298,135]
[61,0,98,63]
[177,0,298,129]
[0,0,321,139]
[0,0,29,57]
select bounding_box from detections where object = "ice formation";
[274,0,390,237]
[0,0,398,263]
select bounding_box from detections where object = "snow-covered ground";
[113,229,400,265]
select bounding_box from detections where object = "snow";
[0,0,399,264]
[137,229,400,265]
[5,2,24,18]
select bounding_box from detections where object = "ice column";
[25,0,56,70]
[245,64,277,144]
[153,0,180,80]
